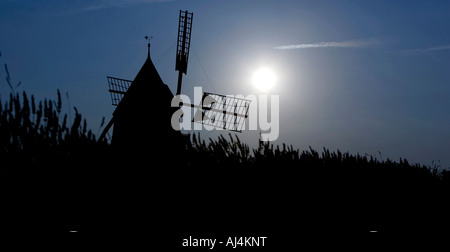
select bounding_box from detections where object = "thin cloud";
[402,44,450,55]
[57,0,172,14]
[273,39,381,50]
[426,45,450,52]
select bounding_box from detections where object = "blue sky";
[1,0,450,168]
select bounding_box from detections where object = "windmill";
[99,10,250,146]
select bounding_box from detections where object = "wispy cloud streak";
[273,39,381,50]
[401,44,450,55]
[425,45,450,52]
[57,0,172,14]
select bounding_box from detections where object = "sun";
[252,68,276,92]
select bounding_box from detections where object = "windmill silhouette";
[99,39,178,155]
[99,10,250,155]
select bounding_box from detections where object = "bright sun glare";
[252,68,276,92]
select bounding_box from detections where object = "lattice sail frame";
[107,76,132,106]
[175,10,193,75]
[193,92,251,132]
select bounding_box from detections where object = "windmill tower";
[99,40,178,157]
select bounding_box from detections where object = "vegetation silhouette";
[1,91,450,244]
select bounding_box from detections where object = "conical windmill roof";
[111,52,178,153]
[115,54,172,111]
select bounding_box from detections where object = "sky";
[1,0,450,168]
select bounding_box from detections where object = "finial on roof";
[145,35,153,58]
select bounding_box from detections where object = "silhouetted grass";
[186,132,443,176]
[1,91,449,235]
[0,91,107,175]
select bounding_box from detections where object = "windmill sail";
[175,10,193,75]
[192,92,251,132]
[175,10,193,95]
[107,76,132,106]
